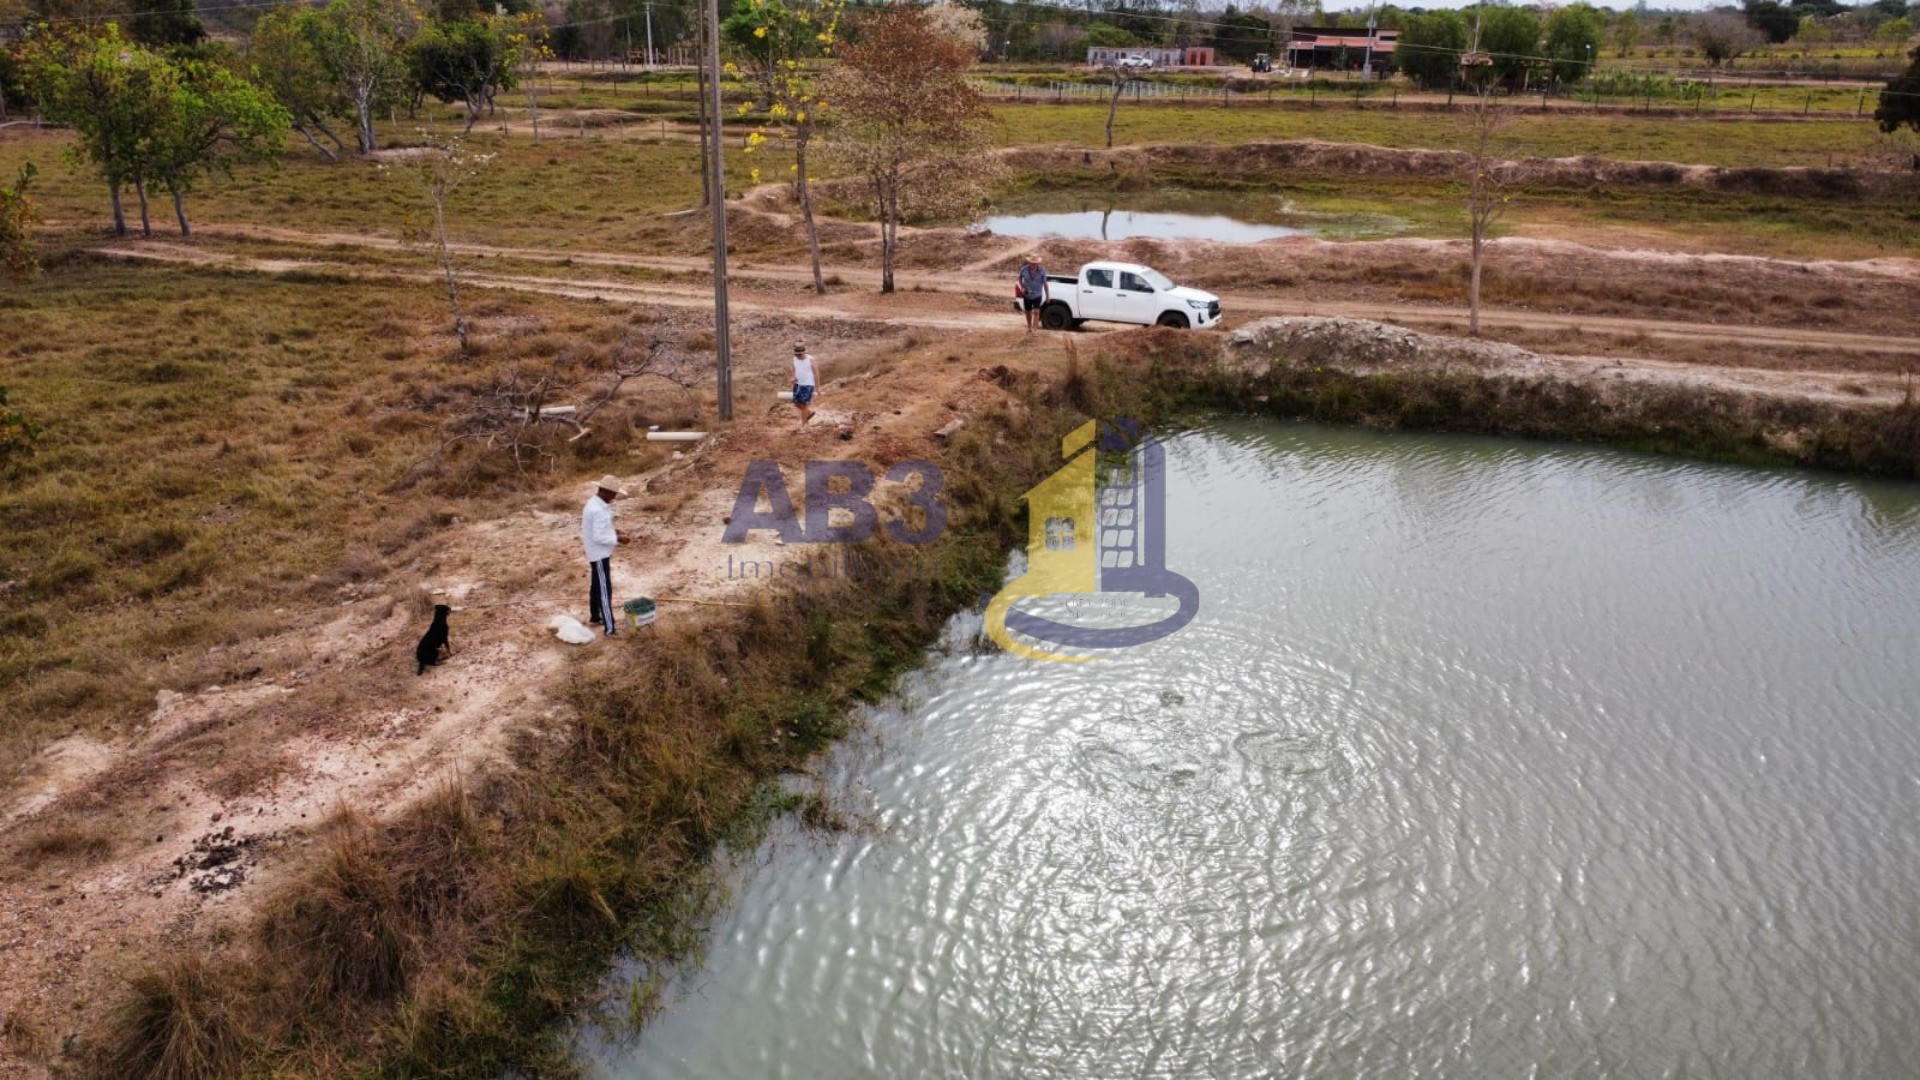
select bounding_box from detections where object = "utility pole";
[704,0,734,420]
[645,2,656,69]
[1362,12,1376,82]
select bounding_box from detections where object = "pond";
[977,188,1411,242]
[582,420,1920,1080]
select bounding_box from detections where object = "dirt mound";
[1000,140,1901,199]
[1225,316,1543,375]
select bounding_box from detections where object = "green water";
[586,419,1920,1079]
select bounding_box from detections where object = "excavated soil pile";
[1224,315,1545,375]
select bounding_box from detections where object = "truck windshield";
[1143,269,1176,291]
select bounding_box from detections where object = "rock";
[933,418,965,440]
[150,690,183,724]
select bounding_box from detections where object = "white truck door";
[1079,266,1121,321]
[1114,270,1159,325]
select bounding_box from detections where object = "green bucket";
[623,597,657,630]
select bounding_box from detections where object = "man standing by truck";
[1017,254,1049,334]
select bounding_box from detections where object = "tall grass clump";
[96,957,249,1080]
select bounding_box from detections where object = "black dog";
[416,604,452,675]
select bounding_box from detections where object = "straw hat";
[592,475,629,497]
[793,340,807,354]
[1024,252,1041,263]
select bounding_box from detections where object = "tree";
[408,17,519,133]
[1477,6,1542,90]
[1543,3,1604,85]
[127,0,205,47]
[387,130,492,350]
[21,25,176,236]
[723,0,842,294]
[250,3,355,160]
[508,12,547,140]
[820,5,997,294]
[1796,15,1833,44]
[1788,0,1846,19]
[1,39,26,119]
[1460,84,1521,337]
[1399,10,1468,89]
[1874,45,1920,133]
[311,0,419,154]
[1213,5,1271,63]
[1744,0,1801,43]
[1876,15,1914,42]
[1081,22,1138,48]
[1611,11,1641,57]
[147,61,289,236]
[1691,11,1761,67]
[1097,57,1144,149]
[1,163,39,281]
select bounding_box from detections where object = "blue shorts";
[792,383,815,405]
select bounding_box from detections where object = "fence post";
[1857,87,1866,117]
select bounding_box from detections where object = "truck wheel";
[1040,302,1073,331]
[1156,311,1191,329]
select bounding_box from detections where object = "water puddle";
[978,188,1411,242]
[983,209,1308,243]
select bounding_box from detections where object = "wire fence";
[970,73,1904,119]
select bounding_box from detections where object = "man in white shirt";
[582,475,633,637]
[791,341,818,427]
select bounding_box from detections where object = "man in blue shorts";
[791,341,818,427]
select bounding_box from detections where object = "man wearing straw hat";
[582,475,633,637]
[1017,253,1049,334]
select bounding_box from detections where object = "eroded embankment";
[1136,317,1920,477]
[997,139,1909,200]
[75,321,1920,1079]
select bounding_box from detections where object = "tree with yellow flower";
[722,0,841,294]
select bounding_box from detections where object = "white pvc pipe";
[645,431,707,442]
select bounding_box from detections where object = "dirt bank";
[1202,317,1920,475]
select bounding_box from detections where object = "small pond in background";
[978,187,1411,242]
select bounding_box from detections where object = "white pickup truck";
[1035,262,1223,331]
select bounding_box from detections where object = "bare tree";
[1462,84,1521,338]
[387,130,492,352]
[1100,59,1145,149]
[409,334,705,481]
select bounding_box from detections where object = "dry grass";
[69,383,1067,1077]
[95,957,250,1080]
[12,823,114,872]
[0,261,694,782]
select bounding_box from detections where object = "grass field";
[0,262,660,771]
[990,99,1907,169]
[0,124,777,251]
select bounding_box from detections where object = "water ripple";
[586,420,1920,1080]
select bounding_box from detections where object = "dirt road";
[97,224,1920,361]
